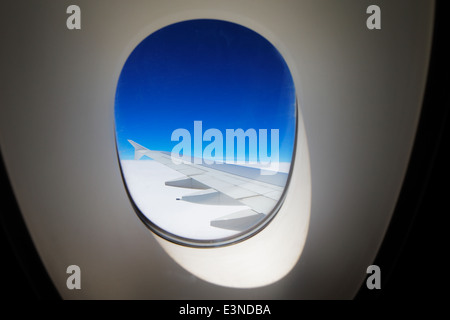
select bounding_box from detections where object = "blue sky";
[115,19,296,162]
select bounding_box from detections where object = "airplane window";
[115,19,296,247]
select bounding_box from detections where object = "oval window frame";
[114,19,299,248]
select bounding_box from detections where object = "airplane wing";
[127,140,287,231]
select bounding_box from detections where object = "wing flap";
[210,209,265,231]
[165,177,209,190]
[181,189,242,206]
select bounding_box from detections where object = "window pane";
[115,19,296,246]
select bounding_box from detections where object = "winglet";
[128,140,148,160]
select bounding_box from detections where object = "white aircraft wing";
[127,140,286,231]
